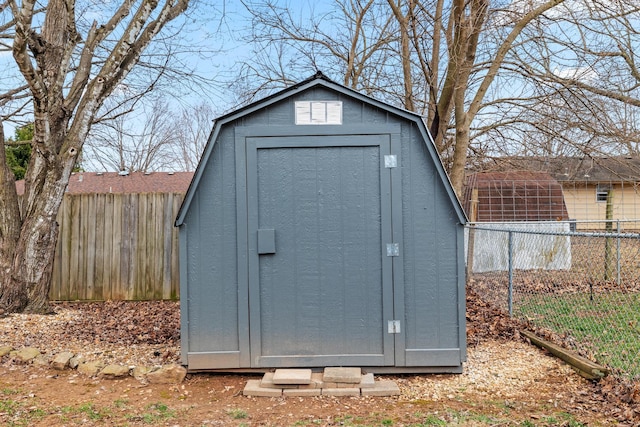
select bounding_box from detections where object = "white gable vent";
[295,101,342,125]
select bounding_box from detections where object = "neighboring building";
[176,72,468,372]
[463,171,569,222]
[477,157,640,229]
[462,170,571,273]
[15,171,194,195]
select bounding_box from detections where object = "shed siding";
[401,124,462,355]
[184,127,240,353]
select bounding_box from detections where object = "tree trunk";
[451,91,471,197]
[8,205,61,313]
[0,138,68,313]
[0,0,189,314]
[0,122,24,314]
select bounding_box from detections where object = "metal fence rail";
[467,220,640,379]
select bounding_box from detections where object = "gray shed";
[175,72,467,373]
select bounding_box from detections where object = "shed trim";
[175,75,466,226]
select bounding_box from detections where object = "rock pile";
[0,345,186,384]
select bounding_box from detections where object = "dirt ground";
[0,290,636,426]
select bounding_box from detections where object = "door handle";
[258,229,276,254]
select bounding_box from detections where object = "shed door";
[246,135,394,367]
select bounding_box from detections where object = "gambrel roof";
[176,72,466,226]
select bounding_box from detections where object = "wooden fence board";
[94,194,106,299]
[68,195,81,300]
[50,192,183,301]
[154,194,164,300]
[103,194,115,299]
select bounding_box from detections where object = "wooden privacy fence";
[49,192,183,301]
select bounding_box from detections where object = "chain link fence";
[467,220,640,380]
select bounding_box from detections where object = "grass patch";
[0,398,47,427]
[77,402,109,421]
[227,407,248,419]
[516,291,640,375]
[125,402,176,424]
[414,413,447,426]
[142,402,176,424]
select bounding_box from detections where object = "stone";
[283,388,321,396]
[361,380,401,397]
[323,367,361,383]
[272,369,312,384]
[359,373,375,388]
[146,364,187,384]
[100,364,130,379]
[260,372,299,389]
[243,379,282,397]
[321,387,361,396]
[69,355,85,369]
[51,352,75,370]
[10,347,40,364]
[33,354,50,367]
[78,360,105,376]
[132,366,152,381]
[0,346,13,357]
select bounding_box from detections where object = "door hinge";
[384,155,397,168]
[386,243,399,257]
[388,320,401,334]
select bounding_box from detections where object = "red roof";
[15,171,194,195]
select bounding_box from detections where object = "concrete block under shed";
[272,368,313,384]
[323,367,362,383]
[361,380,401,396]
[322,387,361,396]
[283,388,322,396]
[261,372,299,389]
[243,380,283,397]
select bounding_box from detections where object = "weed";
[113,398,129,409]
[77,402,107,421]
[0,399,18,416]
[227,407,248,419]
[561,413,586,427]
[418,414,447,426]
[125,402,176,424]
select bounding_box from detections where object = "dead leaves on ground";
[53,300,180,346]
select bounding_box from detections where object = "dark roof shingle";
[15,171,193,195]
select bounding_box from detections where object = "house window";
[596,185,610,202]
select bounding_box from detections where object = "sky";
[0,1,322,141]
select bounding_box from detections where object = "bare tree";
[237,0,569,194]
[85,97,179,173]
[168,102,213,171]
[472,0,640,164]
[84,99,212,172]
[0,0,191,314]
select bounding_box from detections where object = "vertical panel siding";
[401,123,462,351]
[184,128,240,353]
[49,192,183,301]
